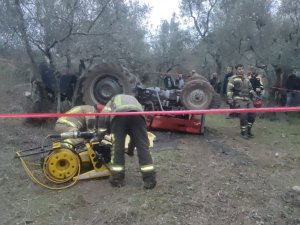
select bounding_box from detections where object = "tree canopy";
[0,0,299,86]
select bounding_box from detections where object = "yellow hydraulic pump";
[16,131,155,190]
[16,131,112,190]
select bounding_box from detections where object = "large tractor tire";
[186,74,209,83]
[181,79,214,110]
[81,63,139,105]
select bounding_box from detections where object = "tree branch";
[71,32,110,36]
[203,0,218,37]
[87,0,111,33]
[188,0,204,38]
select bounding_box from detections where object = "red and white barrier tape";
[0,106,300,118]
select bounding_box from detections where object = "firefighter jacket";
[98,94,144,132]
[54,105,100,146]
[227,74,256,102]
[56,105,96,131]
[249,74,264,95]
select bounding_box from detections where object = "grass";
[206,113,300,154]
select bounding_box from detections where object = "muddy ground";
[0,88,299,225]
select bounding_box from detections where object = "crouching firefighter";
[227,64,258,139]
[54,104,105,146]
[98,94,156,189]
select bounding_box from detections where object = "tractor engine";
[135,86,185,111]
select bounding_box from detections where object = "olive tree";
[0,0,150,76]
[150,14,192,73]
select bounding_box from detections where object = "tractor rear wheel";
[186,74,209,83]
[181,79,214,110]
[81,63,139,105]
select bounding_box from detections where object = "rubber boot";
[109,172,125,187]
[240,126,249,140]
[142,172,157,189]
[247,124,254,138]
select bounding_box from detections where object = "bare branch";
[71,32,111,36]
[21,2,35,18]
[188,0,204,38]
[203,0,218,37]
[187,0,218,38]
[87,0,112,33]
[14,0,39,79]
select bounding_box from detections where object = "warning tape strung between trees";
[0,106,300,118]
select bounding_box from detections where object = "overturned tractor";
[25,62,140,118]
[25,62,221,128]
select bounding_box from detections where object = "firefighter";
[99,94,156,189]
[55,104,137,154]
[223,66,238,118]
[227,64,258,139]
[54,104,104,146]
[248,66,264,96]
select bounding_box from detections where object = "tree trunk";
[14,0,40,81]
[215,52,222,78]
[66,48,72,74]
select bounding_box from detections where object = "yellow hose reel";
[43,148,80,183]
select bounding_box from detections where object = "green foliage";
[149,14,192,73]
[0,0,151,74]
[0,0,300,86]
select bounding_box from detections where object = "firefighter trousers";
[110,115,155,177]
[234,99,256,127]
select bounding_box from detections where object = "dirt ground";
[0,87,299,225]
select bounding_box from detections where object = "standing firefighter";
[248,66,264,96]
[99,94,156,189]
[227,64,258,139]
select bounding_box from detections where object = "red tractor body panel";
[146,115,205,134]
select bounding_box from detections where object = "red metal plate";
[146,115,204,134]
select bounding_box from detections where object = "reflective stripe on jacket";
[102,94,144,113]
[227,75,256,101]
[98,94,144,133]
[56,105,96,131]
